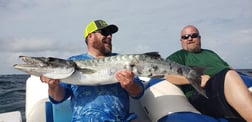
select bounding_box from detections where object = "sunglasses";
[181,33,199,40]
[93,29,111,36]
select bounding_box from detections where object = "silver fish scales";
[14,52,207,98]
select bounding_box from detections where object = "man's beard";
[93,40,112,56]
[186,42,201,53]
[187,45,201,53]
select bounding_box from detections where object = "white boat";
[24,76,201,122]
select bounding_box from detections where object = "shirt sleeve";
[49,82,72,104]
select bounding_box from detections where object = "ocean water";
[0,74,29,122]
[0,69,251,122]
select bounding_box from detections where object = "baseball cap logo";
[98,20,108,27]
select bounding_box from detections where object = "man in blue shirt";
[40,20,144,122]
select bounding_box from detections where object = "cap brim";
[101,24,118,34]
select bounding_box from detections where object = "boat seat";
[45,99,72,122]
[238,71,252,87]
[0,111,22,122]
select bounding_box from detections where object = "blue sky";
[1,0,252,74]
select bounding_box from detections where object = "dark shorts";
[189,68,245,122]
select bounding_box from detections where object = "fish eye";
[130,64,135,67]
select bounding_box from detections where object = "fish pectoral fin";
[78,68,97,74]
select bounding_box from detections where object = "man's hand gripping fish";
[14,52,207,98]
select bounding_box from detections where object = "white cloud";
[1,37,55,52]
[0,0,252,74]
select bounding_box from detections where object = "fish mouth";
[21,56,48,66]
[14,56,51,69]
[13,56,76,79]
[14,56,77,69]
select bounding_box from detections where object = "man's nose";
[187,36,193,41]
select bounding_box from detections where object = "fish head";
[13,56,76,79]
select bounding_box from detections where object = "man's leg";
[224,70,252,121]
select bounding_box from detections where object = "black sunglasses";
[93,29,111,36]
[181,33,199,40]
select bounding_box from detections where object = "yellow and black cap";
[84,20,118,38]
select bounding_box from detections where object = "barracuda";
[13,52,207,98]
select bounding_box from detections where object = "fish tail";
[186,68,208,98]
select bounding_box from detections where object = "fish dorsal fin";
[143,52,161,58]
